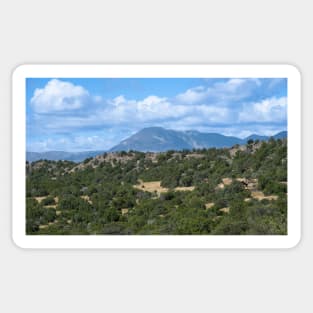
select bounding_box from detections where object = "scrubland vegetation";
[26,138,287,235]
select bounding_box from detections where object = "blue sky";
[26,77,287,152]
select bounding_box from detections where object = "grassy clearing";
[133,180,168,194]
[134,180,195,195]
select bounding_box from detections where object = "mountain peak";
[27,128,287,161]
[110,127,287,153]
[140,126,166,131]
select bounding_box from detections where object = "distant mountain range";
[27,127,287,162]
[26,150,104,163]
[110,127,287,152]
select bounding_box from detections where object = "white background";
[0,1,311,312]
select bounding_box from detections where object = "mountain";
[26,150,104,163]
[273,131,288,139]
[110,127,193,152]
[245,134,269,141]
[182,130,245,148]
[110,127,287,152]
[27,128,287,161]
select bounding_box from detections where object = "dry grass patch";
[35,196,59,205]
[222,178,232,185]
[251,191,278,201]
[235,178,258,190]
[205,202,215,209]
[34,196,47,203]
[219,207,230,213]
[121,208,129,215]
[235,178,247,183]
[134,180,195,195]
[133,180,168,194]
[44,204,57,209]
[185,153,204,159]
[39,219,58,230]
[174,186,195,192]
[133,180,195,196]
[216,183,225,190]
[80,195,92,204]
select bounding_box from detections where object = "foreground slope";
[26,138,287,235]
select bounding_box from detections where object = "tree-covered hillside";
[26,138,287,235]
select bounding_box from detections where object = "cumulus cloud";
[239,96,287,122]
[176,86,208,104]
[27,78,287,151]
[30,79,90,113]
[176,78,261,105]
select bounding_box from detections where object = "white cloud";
[239,96,287,122]
[28,78,287,151]
[30,79,89,113]
[109,95,127,106]
[176,78,261,105]
[29,78,268,133]
[176,86,207,104]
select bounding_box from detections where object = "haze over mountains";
[27,127,287,162]
[26,150,105,163]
